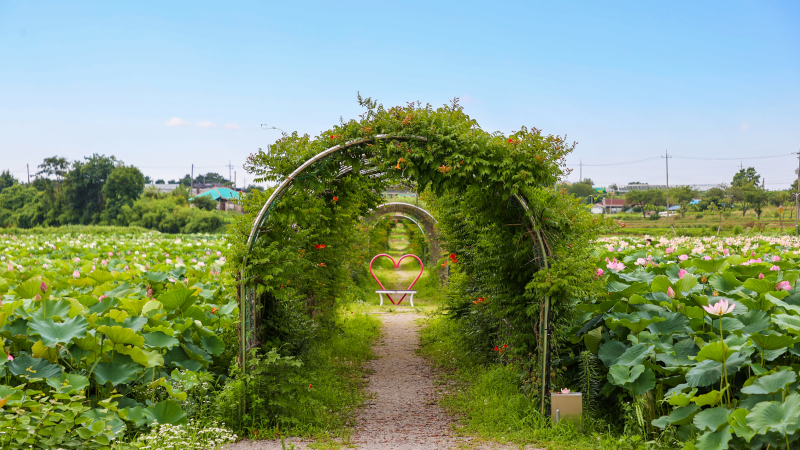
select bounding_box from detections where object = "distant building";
[592,198,626,214]
[191,186,244,213]
[146,183,182,194]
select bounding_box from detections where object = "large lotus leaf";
[28,315,88,346]
[606,312,664,334]
[629,366,656,395]
[599,341,628,367]
[116,346,149,366]
[617,270,656,284]
[119,406,149,427]
[761,347,787,361]
[88,270,115,284]
[750,332,797,351]
[201,335,224,356]
[682,305,705,320]
[143,331,180,349]
[583,326,602,353]
[651,275,672,294]
[158,288,197,312]
[772,314,800,335]
[616,344,655,366]
[743,278,778,295]
[607,280,631,293]
[692,388,726,407]
[142,300,163,316]
[739,310,770,334]
[118,298,150,317]
[709,272,742,294]
[163,346,204,372]
[694,406,731,432]
[31,340,57,362]
[695,341,730,363]
[106,309,129,323]
[693,258,728,274]
[652,404,701,429]
[741,370,796,395]
[97,325,145,347]
[648,312,690,335]
[770,296,800,316]
[46,372,90,394]
[146,271,169,283]
[181,342,211,363]
[609,364,645,386]
[123,316,148,332]
[143,400,187,425]
[12,278,45,299]
[658,338,698,367]
[105,282,139,299]
[88,296,119,315]
[727,408,756,442]
[30,299,72,321]
[675,274,699,296]
[710,317,744,334]
[7,353,62,379]
[686,352,747,387]
[746,392,800,436]
[694,428,733,450]
[183,305,206,322]
[93,362,140,386]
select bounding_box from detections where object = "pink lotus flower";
[635,258,646,266]
[666,247,674,254]
[217,251,222,257]
[147,287,153,297]
[771,265,780,271]
[759,273,765,279]
[773,255,781,262]
[679,254,689,261]
[6,264,12,272]
[123,265,129,271]
[72,270,80,279]
[7,355,13,361]
[596,268,604,277]
[667,287,675,298]
[560,388,571,394]
[98,295,107,302]
[703,299,735,316]
[607,245,615,252]
[40,282,47,292]
[108,252,113,257]
[723,249,730,256]
[679,269,687,279]
[703,256,712,260]
[73,257,80,263]
[776,281,793,291]
[42,264,47,269]
[165,259,172,264]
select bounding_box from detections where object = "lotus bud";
[72,270,80,279]
[771,265,780,271]
[667,287,676,298]
[776,281,792,291]
[758,273,765,279]
[40,282,47,292]
[34,293,41,301]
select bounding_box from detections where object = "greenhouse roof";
[191,186,241,201]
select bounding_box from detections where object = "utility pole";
[579,159,582,183]
[662,151,671,216]
[190,164,194,196]
[234,171,237,189]
[26,164,30,185]
[226,160,235,186]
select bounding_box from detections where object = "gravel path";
[227,311,523,450]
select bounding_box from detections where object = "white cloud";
[164,117,190,127]
[196,121,217,129]
[223,123,240,130]
[740,122,750,131]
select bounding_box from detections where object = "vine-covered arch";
[232,97,605,413]
[366,202,440,263]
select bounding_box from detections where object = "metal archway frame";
[239,136,553,416]
[365,202,440,264]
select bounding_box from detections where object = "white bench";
[376,290,417,306]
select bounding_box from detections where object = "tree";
[0,170,17,192]
[625,190,647,218]
[704,186,726,209]
[36,156,69,183]
[732,167,760,188]
[669,186,698,218]
[743,185,768,219]
[155,179,165,184]
[102,165,145,223]
[61,154,118,224]
[566,182,596,199]
[143,175,153,184]
[191,195,218,211]
[727,185,745,215]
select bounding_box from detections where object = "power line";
[581,157,661,167]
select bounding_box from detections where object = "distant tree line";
[0,155,240,233]
[561,167,791,220]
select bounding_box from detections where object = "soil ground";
[227,310,525,450]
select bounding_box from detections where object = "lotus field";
[0,232,236,449]
[579,235,800,449]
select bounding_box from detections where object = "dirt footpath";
[227,311,523,450]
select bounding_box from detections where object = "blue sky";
[1,1,798,188]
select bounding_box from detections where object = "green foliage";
[102,165,145,223]
[577,235,800,448]
[0,232,235,447]
[0,170,17,192]
[191,195,218,211]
